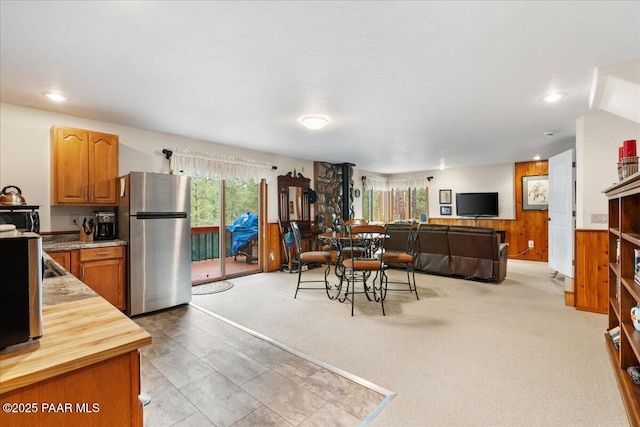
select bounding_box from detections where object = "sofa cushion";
[414,224,452,275]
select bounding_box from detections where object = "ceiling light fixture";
[533,155,541,161]
[43,92,67,102]
[299,115,331,130]
[542,92,567,103]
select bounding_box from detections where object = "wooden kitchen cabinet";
[48,250,71,271]
[51,125,119,205]
[0,298,150,427]
[71,246,126,310]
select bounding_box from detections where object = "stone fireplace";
[313,162,355,233]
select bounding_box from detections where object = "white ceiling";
[1,1,639,174]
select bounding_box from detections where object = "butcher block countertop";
[0,297,151,394]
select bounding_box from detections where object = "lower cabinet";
[49,246,126,310]
[74,247,126,310]
[48,251,71,271]
[0,351,143,427]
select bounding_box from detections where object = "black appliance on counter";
[0,230,43,349]
[94,211,117,240]
[0,205,40,233]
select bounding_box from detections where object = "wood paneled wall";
[574,229,608,313]
[430,161,549,262]
[265,223,282,272]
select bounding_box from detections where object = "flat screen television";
[455,192,499,217]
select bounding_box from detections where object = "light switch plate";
[591,213,608,224]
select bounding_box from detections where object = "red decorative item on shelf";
[619,146,624,162]
[623,139,637,158]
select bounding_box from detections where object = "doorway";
[190,176,261,284]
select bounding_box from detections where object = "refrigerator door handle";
[135,212,188,219]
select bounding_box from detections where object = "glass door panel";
[223,178,260,277]
[190,176,223,284]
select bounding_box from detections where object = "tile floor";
[133,304,389,427]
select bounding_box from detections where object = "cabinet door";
[51,126,90,204]
[81,258,125,310]
[89,131,118,205]
[48,251,71,271]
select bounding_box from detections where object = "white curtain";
[171,148,275,183]
[365,174,430,191]
[364,175,389,191]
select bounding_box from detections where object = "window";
[363,189,385,222]
[391,187,428,221]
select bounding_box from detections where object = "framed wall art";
[522,175,548,210]
[440,205,452,216]
[439,189,452,204]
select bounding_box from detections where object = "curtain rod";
[163,148,277,170]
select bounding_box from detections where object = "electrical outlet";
[70,214,80,227]
[269,251,275,261]
[528,240,534,249]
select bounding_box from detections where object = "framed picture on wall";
[439,189,452,204]
[440,205,452,216]
[522,175,548,210]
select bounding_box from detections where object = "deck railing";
[191,225,233,262]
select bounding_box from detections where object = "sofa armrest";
[498,243,509,258]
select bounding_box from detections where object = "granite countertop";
[42,238,127,252]
[40,234,127,305]
[42,252,98,306]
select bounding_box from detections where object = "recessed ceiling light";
[299,115,331,130]
[542,92,567,103]
[43,92,67,102]
[533,155,541,160]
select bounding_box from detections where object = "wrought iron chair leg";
[294,262,303,298]
[351,274,355,316]
[380,272,386,315]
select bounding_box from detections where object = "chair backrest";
[384,223,415,253]
[289,221,303,257]
[345,218,367,226]
[349,224,387,259]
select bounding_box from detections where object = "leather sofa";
[413,224,453,275]
[446,226,508,282]
[390,223,509,282]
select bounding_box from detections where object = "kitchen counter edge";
[43,238,127,252]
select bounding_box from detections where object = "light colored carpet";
[193,260,627,426]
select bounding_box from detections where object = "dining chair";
[381,223,419,300]
[290,221,333,299]
[340,224,388,315]
[341,218,369,259]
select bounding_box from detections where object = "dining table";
[317,231,388,301]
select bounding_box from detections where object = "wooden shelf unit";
[605,171,640,426]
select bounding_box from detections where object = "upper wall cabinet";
[51,125,119,205]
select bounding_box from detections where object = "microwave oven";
[0,205,39,233]
[0,231,43,349]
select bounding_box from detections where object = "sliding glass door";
[190,176,260,284]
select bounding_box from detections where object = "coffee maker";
[94,211,116,240]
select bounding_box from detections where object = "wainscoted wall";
[430,161,549,262]
[574,229,608,313]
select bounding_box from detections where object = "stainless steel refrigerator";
[119,172,192,316]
